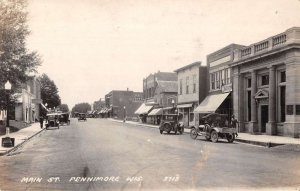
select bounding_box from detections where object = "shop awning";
[177,103,193,108]
[194,93,230,113]
[134,103,153,115]
[148,108,163,116]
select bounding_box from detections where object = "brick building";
[194,44,244,120]
[105,90,143,120]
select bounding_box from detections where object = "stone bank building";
[232,27,300,137]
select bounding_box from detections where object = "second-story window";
[179,79,182,95]
[186,76,189,94]
[216,72,220,89]
[211,73,215,90]
[193,75,196,93]
[261,75,269,86]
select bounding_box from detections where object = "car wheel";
[190,128,198,140]
[211,131,219,143]
[164,124,171,134]
[160,130,163,134]
[226,133,235,143]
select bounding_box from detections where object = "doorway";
[260,105,268,133]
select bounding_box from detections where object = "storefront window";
[280,86,286,122]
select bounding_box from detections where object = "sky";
[26,0,300,108]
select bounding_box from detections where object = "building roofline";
[207,43,246,58]
[174,61,201,73]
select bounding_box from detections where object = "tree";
[39,74,61,116]
[71,103,91,115]
[58,104,69,113]
[0,0,41,110]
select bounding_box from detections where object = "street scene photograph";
[1,0,300,190]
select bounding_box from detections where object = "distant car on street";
[59,112,70,125]
[78,113,87,122]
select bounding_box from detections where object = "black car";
[78,113,87,121]
[159,114,184,134]
[59,113,70,125]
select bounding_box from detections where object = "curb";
[109,119,287,147]
[234,139,284,148]
[0,127,46,156]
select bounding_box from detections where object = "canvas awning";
[194,93,230,113]
[177,103,193,108]
[134,103,153,115]
[148,108,163,116]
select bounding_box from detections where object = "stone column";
[267,65,277,135]
[250,70,258,133]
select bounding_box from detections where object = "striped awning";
[134,103,153,115]
[148,108,163,116]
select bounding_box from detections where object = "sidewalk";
[109,118,300,147]
[0,123,44,156]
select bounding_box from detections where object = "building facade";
[232,27,300,137]
[174,62,207,127]
[194,44,244,121]
[143,71,177,104]
[14,77,42,126]
[105,90,143,120]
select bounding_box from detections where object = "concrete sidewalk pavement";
[0,123,44,156]
[109,118,300,147]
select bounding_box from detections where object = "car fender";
[212,127,221,133]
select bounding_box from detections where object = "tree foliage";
[58,104,69,113]
[39,74,61,114]
[0,0,41,110]
[71,103,91,114]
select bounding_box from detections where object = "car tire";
[160,130,163,134]
[211,131,219,143]
[164,124,171,134]
[190,128,198,140]
[226,133,235,143]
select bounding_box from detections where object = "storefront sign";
[221,83,232,93]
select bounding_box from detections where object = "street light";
[1,80,14,147]
[123,106,126,122]
[4,81,11,134]
[171,99,175,108]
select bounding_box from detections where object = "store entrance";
[260,105,268,133]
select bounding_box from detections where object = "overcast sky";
[26,0,300,108]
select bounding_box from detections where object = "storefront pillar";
[267,65,277,135]
[250,70,258,133]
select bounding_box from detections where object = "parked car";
[159,113,184,134]
[59,112,70,125]
[78,113,87,121]
[45,113,60,129]
[190,113,237,143]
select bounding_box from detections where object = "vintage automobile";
[45,113,60,129]
[190,113,237,143]
[78,113,87,122]
[59,112,70,125]
[159,113,184,134]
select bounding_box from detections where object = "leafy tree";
[39,74,61,116]
[71,103,91,115]
[58,104,69,113]
[0,0,41,115]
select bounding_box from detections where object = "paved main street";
[0,119,300,191]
